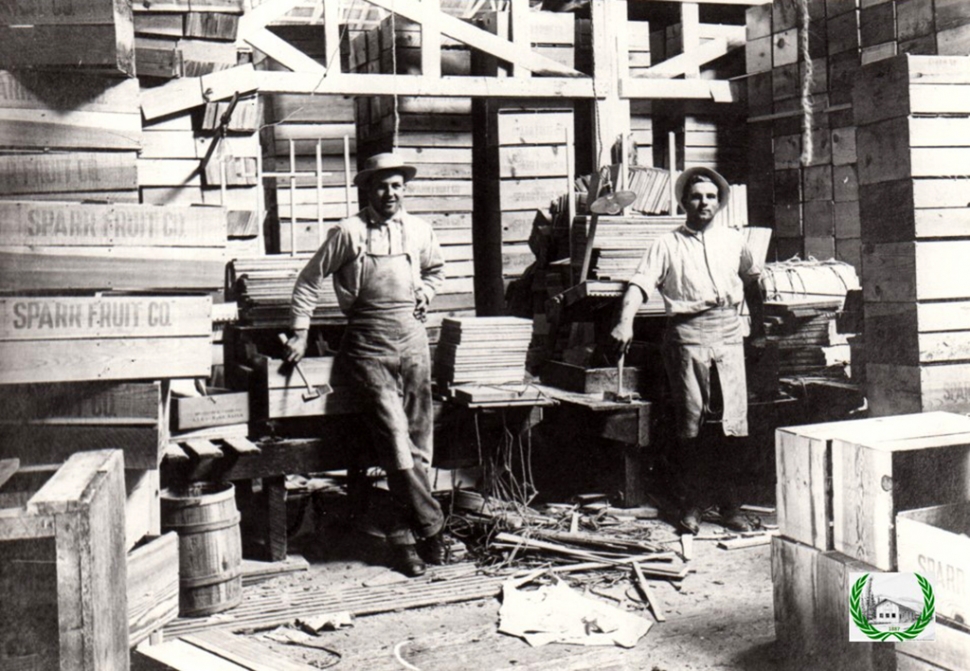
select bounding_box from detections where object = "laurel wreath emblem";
[849,573,935,642]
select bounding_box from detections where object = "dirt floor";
[233,500,784,671]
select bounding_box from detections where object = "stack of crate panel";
[262,24,358,255]
[133,0,243,80]
[351,15,476,339]
[853,54,970,417]
[772,412,970,670]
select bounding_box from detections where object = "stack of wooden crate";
[772,412,970,670]
[133,0,243,80]
[349,16,476,339]
[261,25,358,255]
[854,54,970,417]
[746,0,970,269]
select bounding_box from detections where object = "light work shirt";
[290,206,445,329]
[628,223,761,315]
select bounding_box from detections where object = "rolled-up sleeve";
[739,242,762,286]
[628,238,669,301]
[290,225,354,330]
[419,225,445,301]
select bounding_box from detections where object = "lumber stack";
[133,1,243,79]
[772,412,970,669]
[434,317,533,387]
[350,16,476,324]
[764,300,848,376]
[571,215,682,287]
[853,54,970,416]
[261,25,358,255]
[229,255,343,327]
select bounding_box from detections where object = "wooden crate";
[864,301,970,365]
[126,469,161,551]
[0,71,140,150]
[0,450,129,670]
[0,200,228,292]
[775,412,970,551]
[860,177,970,243]
[171,389,249,431]
[868,362,970,415]
[853,54,970,126]
[857,116,970,187]
[896,617,970,670]
[862,240,970,303]
[0,295,212,384]
[0,0,135,75]
[127,533,179,648]
[245,354,362,420]
[832,424,970,569]
[772,537,896,669]
[0,381,167,470]
[896,502,970,625]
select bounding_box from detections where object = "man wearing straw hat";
[284,152,447,577]
[607,166,764,536]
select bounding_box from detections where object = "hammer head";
[603,390,637,403]
[302,382,332,402]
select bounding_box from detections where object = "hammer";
[604,352,636,403]
[278,334,332,402]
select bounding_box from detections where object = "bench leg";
[264,475,288,562]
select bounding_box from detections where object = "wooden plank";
[865,301,970,364]
[183,629,319,671]
[772,536,819,659]
[136,639,247,671]
[0,152,137,196]
[0,336,211,385]
[897,619,970,670]
[0,246,226,292]
[125,469,160,551]
[140,64,257,120]
[0,201,226,248]
[0,296,211,341]
[128,533,179,648]
[181,439,225,460]
[853,55,970,126]
[832,430,970,569]
[172,392,249,431]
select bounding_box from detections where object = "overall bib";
[662,306,749,509]
[336,227,443,545]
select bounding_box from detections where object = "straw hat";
[674,166,730,210]
[353,152,418,187]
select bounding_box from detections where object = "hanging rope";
[799,0,814,166]
[391,11,401,143]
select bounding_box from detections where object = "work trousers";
[338,351,443,546]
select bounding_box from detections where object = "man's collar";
[365,205,404,226]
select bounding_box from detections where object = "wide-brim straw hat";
[674,166,730,210]
[353,152,418,187]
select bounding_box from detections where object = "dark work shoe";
[392,545,427,577]
[679,507,702,535]
[721,509,753,533]
[418,533,448,565]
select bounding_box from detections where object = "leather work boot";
[392,544,427,577]
[679,507,702,535]
[720,508,753,533]
[418,532,448,565]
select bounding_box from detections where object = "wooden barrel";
[161,482,242,617]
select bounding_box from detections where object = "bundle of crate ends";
[773,412,970,671]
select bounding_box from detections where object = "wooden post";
[323,0,341,73]
[316,139,324,247]
[510,0,531,79]
[590,0,631,167]
[344,135,353,218]
[288,138,297,257]
[421,0,442,78]
[566,126,575,283]
[680,3,701,79]
[668,130,678,214]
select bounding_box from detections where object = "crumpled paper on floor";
[498,579,652,648]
